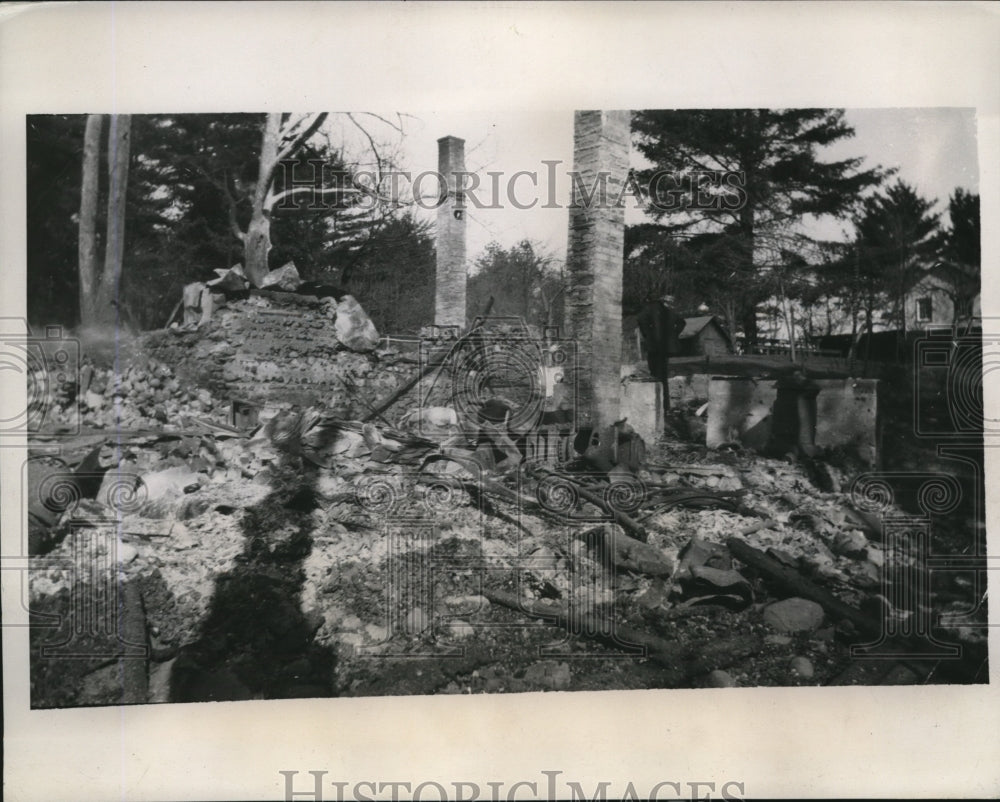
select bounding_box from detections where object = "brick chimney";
[435,135,467,329]
[564,110,630,429]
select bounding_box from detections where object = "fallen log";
[725,537,880,636]
[729,539,989,685]
[641,488,747,517]
[121,581,149,704]
[648,463,738,477]
[531,465,650,542]
[585,526,674,577]
[483,588,760,686]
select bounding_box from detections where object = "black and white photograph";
[19,104,989,705]
[3,3,999,800]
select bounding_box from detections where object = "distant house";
[904,263,980,332]
[623,313,734,366]
[756,261,981,350]
[678,315,734,357]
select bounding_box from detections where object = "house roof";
[680,315,722,339]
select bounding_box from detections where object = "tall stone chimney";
[564,110,630,429]
[435,135,467,329]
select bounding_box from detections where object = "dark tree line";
[625,108,981,355]
[26,113,434,334]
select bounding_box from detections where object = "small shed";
[679,316,733,357]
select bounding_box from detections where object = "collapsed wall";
[143,290,416,420]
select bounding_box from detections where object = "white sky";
[334,107,980,265]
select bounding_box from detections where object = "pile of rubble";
[64,358,231,431]
[24,287,987,705]
[27,380,987,705]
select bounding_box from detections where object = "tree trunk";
[722,299,737,350]
[244,113,282,287]
[740,303,759,354]
[779,276,796,362]
[896,254,908,362]
[244,212,272,287]
[737,113,759,351]
[847,299,860,362]
[95,114,131,328]
[864,294,874,375]
[78,114,103,327]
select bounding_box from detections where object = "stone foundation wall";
[143,291,418,419]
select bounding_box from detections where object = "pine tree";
[630,108,886,348]
[853,180,941,340]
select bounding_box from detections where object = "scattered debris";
[24,300,985,703]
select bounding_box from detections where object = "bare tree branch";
[351,111,405,135]
[268,183,367,209]
[276,112,329,164]
[277,113,310,146]
[345,112,385,183]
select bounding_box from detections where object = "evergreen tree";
[853,180,941,338]
[630,108,886,348]
[935,188,981,322]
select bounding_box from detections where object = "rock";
[406,607,429,633]
[364,624,389,643]
[855,560,881,589]
[79,364,94,395]
[84,389,104,410]
[763,597,825,633]
[253,468,274,485]
[333,294,380,352]
[170,524,196,550]
[400,406,458,429]
[140,466,202,501]
[177,495,211,521]
[865,545,885,567]
[118,542,138,564]
[260,261,301,291]
[528,546,559,570]
[811,539,836,561]
[765,634,793,646]
[448,620,476,639]
[636,578,671,611]
[206,264,249,293]
[832,529,868,558]
[96,468,143,510]
[789,656,814,679]
[706,669,736,688]
[524,660,571,690]
[439,595,490,615]
[813,626,836,642]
